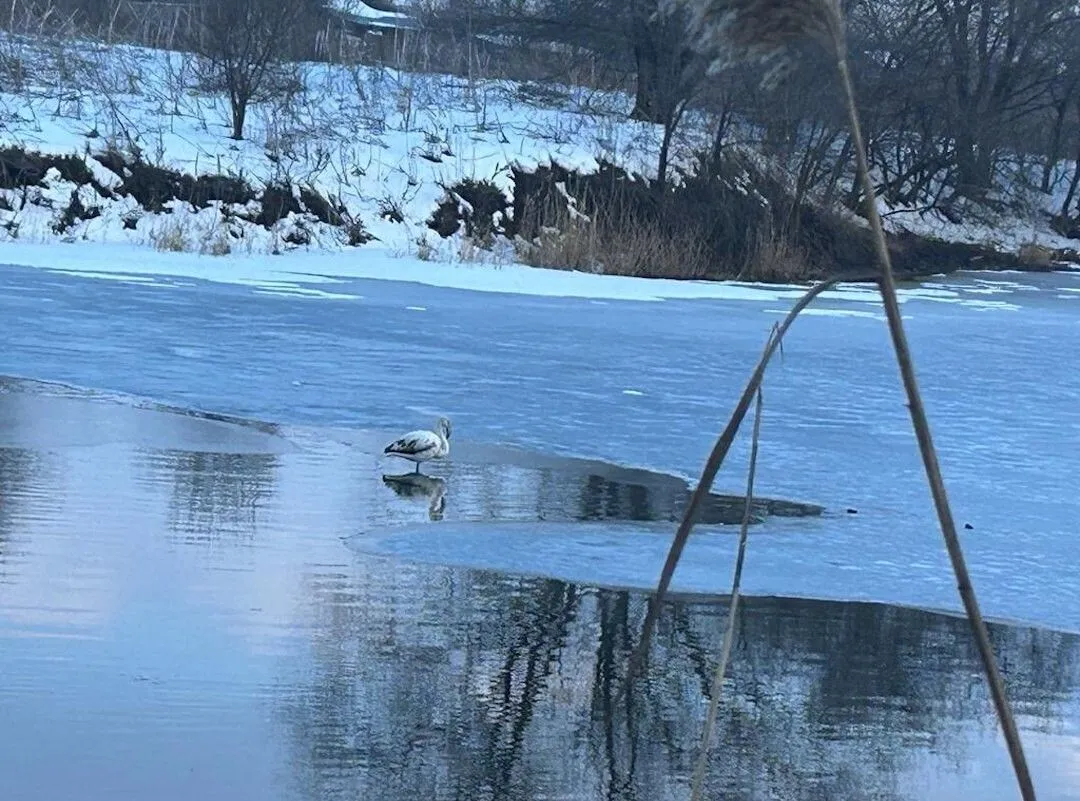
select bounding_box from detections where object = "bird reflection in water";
[382,472,448,520]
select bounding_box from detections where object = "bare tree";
[914,0,1073,198]
[631,0,709,194]
[408,0,1080,222]
[1057,80,1080,222]
[194,0,317,140]
[1038,16,1080,199]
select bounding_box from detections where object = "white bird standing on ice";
[383,417,452,473]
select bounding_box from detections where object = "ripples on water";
[1,379,1079,800]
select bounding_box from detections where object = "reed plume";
[635,1,1037,797]
[685,0,842,84]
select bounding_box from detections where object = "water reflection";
[377,458,823,527]
[0,447,42,568]
[439,445,824,525]
[154,450,280,543]
[1,378,1078,801]
[288,569,1080,801]
[382,473,448,521]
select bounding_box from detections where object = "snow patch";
[762,307,886,320]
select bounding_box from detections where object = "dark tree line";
[421,0,1080,224]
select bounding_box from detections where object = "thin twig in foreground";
[623,276,841,690]
[689,383,765,801]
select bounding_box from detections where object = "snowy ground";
[1,36,1077,276]
[0,38,668,260]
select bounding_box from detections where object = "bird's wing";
[384,430,439,456]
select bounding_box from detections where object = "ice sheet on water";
[352,515,1080,634]
[1,262,1078,633]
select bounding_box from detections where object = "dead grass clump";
[516,221,598,273]
[148,220,192,252]
[513,184,715,279]
[516,210,712,279]
[201,227,232,256]
[1017,242,1053,268]
[511,158,827,281]
[739,227,815,282]
[604,215,713,279]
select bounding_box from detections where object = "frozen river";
[1,255,1079,800]
[2,260,1079,628]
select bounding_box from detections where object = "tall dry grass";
[514,201,715,280]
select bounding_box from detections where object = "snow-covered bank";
[0,40,662,259]
[1,37,1077,285]
[2,238,811,301]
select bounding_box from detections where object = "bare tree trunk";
[1041,96,1070,193]
[654,101,686,198]
[954,126,993,198]
[821,134,854,207]
[1061,143,1080,219]
[630,23,661,123]
[230,94,247,140]
[707,104,734,172]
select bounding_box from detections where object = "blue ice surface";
[2,261,1079,631]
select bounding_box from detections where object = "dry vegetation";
[513,201,715,280]
[627,2,1039,799]
[739,226,814,282]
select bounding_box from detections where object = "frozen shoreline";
[0,238,1054,310]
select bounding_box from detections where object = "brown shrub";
[1017,242,1053,268]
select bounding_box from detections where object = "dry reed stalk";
[836,54,1037,801]
[689,379,766,801]
[624,276,840,691]
[643,1,1036,797]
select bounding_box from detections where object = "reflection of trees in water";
[570,472,819,525]
[0,446,47,560]
[480,579,580,794]
[439,461,817,526]
[280,570,1080,801]
[158,450,279,542]
[578,475,654,522]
